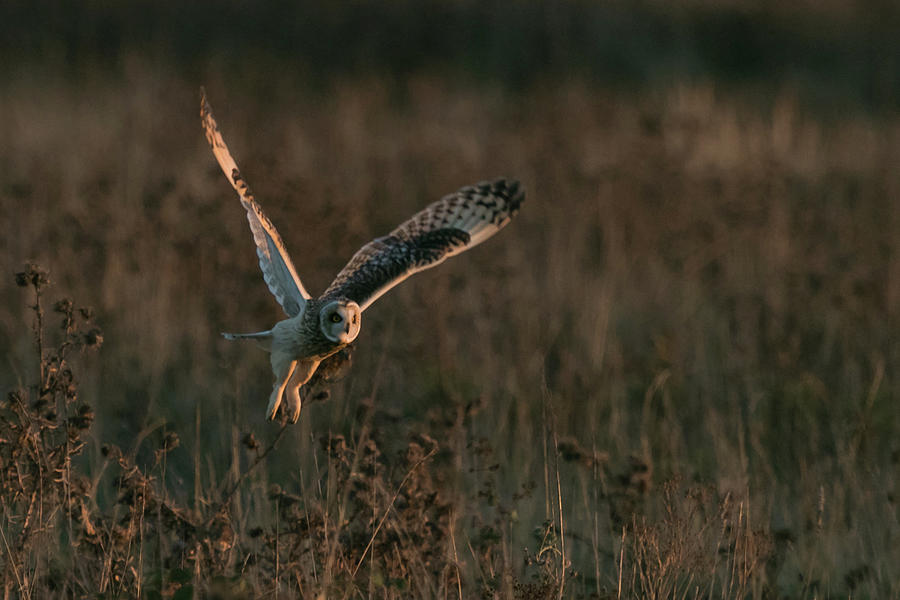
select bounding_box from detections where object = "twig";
[448,509,463,600]
[207,423,288,524]
[32,281,45,389]
[542,379,567,599]
[0,510,27,599]
[351,446,437,578]
[617,527,626,600]
[274,495,280,599]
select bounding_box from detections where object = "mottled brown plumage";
[201,88,524,423]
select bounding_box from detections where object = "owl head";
[318,299,361,344]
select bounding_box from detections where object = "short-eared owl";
[201,89,524,423]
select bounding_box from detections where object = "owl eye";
[329,313,342,323]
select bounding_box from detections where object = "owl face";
[318,300,361,344]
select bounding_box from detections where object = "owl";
[201,89,524,423]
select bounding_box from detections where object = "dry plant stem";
[31,285,44,388]
[274,495,280,599]
[552,414,566,599]
[298,459,319,585]
[541,379,567,599]
[137,493,145,599]
[351,446,437,579]
[194,400,202,517]
[591,445,603,598]
[209,423,289,524]
[617,527,626,600]
[448,509,463,599]
[7,76,900,596]
[0,513,25,598]
[463,529,488,592]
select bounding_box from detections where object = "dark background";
[4,0,899,108]
[2,1,899,597]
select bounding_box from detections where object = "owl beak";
[333,324,351,344]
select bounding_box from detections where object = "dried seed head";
[16,264,50,288]
[623,455,652,494]
[84,328,104,348]
[241,432,259,450]
[163,432,180,452]
[70,404,95,429]
[101,443,122,459]
[320,434,349,458]
[557,438,587,462]
[54,298,73,313]
[411,432,438,452]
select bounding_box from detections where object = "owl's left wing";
[321,179,524,311]
[201,89,312,317]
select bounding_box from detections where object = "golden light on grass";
[2,58,899,597]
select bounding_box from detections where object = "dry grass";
[2,62,900,598]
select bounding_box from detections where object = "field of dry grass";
[2,53,900,598]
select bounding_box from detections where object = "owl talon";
[283,383,303,423]
[265,390,282,421]
[267,358,297,421]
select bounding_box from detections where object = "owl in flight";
[201,89,524,423]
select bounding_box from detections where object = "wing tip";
[199,87,223,152]
[464,177,525,216]
[199,86,212,124]
[489,178,525,214]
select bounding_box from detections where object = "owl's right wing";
[321,179,524,311]
[201,89,311,317]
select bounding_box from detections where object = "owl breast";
[271,302,347,363]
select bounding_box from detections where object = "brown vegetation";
[2,59,899,597]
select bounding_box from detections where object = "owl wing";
[321,179,524,311]
[201,88,312,318]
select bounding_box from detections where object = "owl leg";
[282,359,321,423]
[266,357,297,421]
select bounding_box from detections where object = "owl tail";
[222,330,273,352]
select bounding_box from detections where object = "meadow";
[2,4,900,597]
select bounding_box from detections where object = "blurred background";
[2,0,899,597]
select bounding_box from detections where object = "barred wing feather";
[201,89,311,317]
[322,179,524,311]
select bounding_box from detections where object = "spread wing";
[201,88,311,317]
[321,179,524,311]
